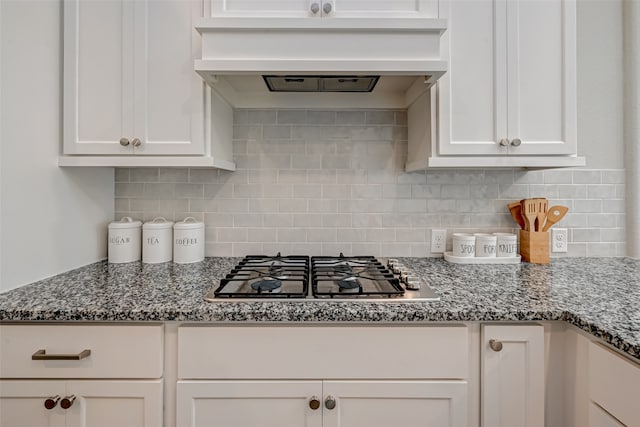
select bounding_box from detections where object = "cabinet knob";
[44,395,60,410]
[61,395,76,410]
[489,339,503,352]
[499,138,509,147]
[323,2,332,14]
[131,138,142,147]
[309,396,320,410]
[510,138,522,147]
[324,395,336,410]
[119,138,130,147]
[310,2,320,14]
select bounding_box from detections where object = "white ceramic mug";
[108,217,142,263]
[452,233,476,257]
[494,232,518,257]
[474,233,497,257]
[143,217,174,264]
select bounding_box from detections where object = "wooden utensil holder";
[519,230,550,264]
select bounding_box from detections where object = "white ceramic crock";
[108,217,142,263]
[474,233,497,257]
[494,232,518,257]
[142,217,174,264]
[452,233,476,257]
[173,217,204,264]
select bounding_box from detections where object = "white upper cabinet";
[407,0,584,169]
[62,0,234,169]
[207,0,438,18]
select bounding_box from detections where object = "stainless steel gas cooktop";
[204,254,439,302]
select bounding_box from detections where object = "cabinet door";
[331,0,437,18]
[482,325,544,427]
[209,0,312,17]
[65,380,163,427]
[177,381,323,427]
[437,0,508,155]
[132,0,205,155]
[63,0,134,155]
[505,0,577,155]
[588,403,626,427]
[322,381,468,427]
[0,380,66,427]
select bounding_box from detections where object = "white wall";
[0,0,113,292]
[577,0,625,169]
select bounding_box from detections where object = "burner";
[251,279,282,293]
[337,278,360,293]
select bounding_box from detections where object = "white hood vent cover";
[194,18,447,108]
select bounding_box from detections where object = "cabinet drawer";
[0,324,163,379]
[178,325,468,379]
[589,342,640,427]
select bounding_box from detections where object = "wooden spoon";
[507,201,526,230]
[522,199,538,232]
[542,205,569,232]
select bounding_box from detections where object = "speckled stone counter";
[0,257,638,361]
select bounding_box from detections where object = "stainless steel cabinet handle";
[310,2,320,14]
[489,339,503,352]
[131,138,142,147]
[323,2,332,14]
[61,395,76,409]
[325,395,336,410]
[32,349,91,361]
[309,396,320,410]
[119,137,130,147]
[510,138,522,147]
[499,138,509,147]
[44,395,60,410]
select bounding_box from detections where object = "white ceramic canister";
[142,217,174,264]
[494,232,518,257]
[173,217,204,264]
[474,233,497,257]
[108,217,142,263]
[452,233,476,258]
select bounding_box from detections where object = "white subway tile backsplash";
[115,109,626,257]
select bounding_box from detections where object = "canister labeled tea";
[142,217,174,264]
[173,217,204,264]
[108,217,142,263]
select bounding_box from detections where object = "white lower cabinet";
[0,324,164,427]
[0,380,162,427]
[481,324,545,427]
[177,380,467,427]
[176,325,470,427]
[588,342,640,427]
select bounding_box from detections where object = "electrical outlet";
[551,228,568,253]
[431,229,447,253]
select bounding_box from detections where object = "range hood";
[194,17,447,108]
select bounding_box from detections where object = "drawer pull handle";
[61,395,76,409]
[32,349,91,360]
[44,395,60,410]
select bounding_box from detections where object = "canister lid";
[143,217,174,230]
[174,217,204,230]
[108,217,142,229]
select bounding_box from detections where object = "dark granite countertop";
[0,257,638,362]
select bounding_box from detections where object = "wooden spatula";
[507,202,526,230]
[542,205,569,232]
[536,199,548,231]
[522,199,538,232]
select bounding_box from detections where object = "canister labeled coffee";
[173,217,204,264]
